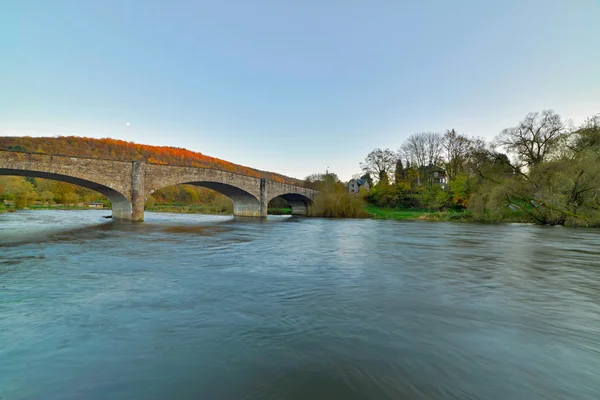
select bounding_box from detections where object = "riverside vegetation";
[332,110,600,227]
[303,109,600,225]
[2,109,599,226]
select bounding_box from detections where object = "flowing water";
[1,210,600,399]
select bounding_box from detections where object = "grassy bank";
[365,205,474,222]
[2,202,529,224]
[365,205,428,220]
[267,207,292,215]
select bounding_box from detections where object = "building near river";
[348,178,370,194]
[419,165,447,188]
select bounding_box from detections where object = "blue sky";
[2,0,599,180]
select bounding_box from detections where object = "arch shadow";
[0,168,131,219]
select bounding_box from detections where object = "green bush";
[308,193,369,218]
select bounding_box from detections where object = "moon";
[126,122,131,127]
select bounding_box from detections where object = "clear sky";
[2,1,599,180]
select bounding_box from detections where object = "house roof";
[420,164,446,173]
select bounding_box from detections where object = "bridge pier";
[259,178,268,217]
[230,178,268,218]
[288,200,308,216]
[131,161,145,221]
[111,200,134,220]
[231,179,267,217]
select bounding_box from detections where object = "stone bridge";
[0,150,318,221]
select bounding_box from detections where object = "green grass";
[365,205,429,220]
[267,207,292,215]
[365,205,473,222]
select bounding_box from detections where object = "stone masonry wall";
[0,150,318,220]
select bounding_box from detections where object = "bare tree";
[443,129,472,180]
[496,110,566,166]
[570,114,600,157]
[402,132,443,167]
[360,148,398,184]
[401,134,425,167]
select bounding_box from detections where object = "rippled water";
[2,210,600,399]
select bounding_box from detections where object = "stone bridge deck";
[0,149,318,220]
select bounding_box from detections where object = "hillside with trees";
[0,136,304,185]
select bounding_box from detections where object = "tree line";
[0,176,107,209]
[350,110,600,226]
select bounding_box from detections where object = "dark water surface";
[2,210,600,399]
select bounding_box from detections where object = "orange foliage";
[0,136,304,186]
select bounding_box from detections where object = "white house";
[348,178,370,194]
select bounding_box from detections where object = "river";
[1,210,600,399]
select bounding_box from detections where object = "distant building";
[419,165,447,188]
[88,202,104,209]
[348,178,370,194]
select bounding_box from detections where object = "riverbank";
[152,204,476,222]
[364,205,474,222]
[0,204,496,222]
[145,205,293,216]
[0,203,555,225]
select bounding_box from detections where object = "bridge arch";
[272,193,313,215]
[266,181,317,216]
[144,164,265,217]
[267,191,315,216]
[0,168,132,218]
[151,181,263,217]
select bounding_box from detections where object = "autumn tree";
[360,148,398,184]
[0,177,35,208]
[305,173,342,193]
[40,191,54,206]
[64,192,79,207]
